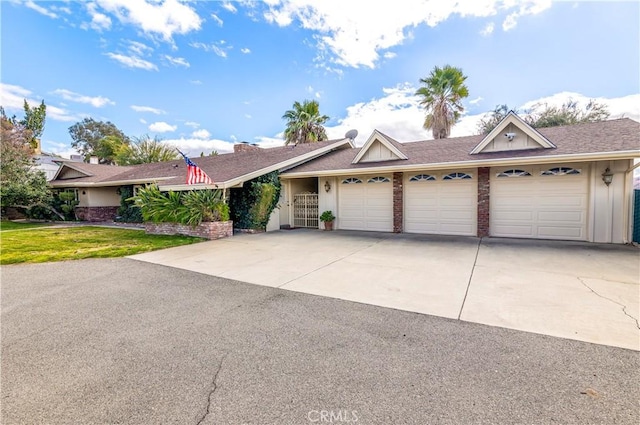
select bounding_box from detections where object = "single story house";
[50,113,640,243]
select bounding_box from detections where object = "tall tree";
[22,99,46,150]
[477,100,610,134]
[524,100,609,128]
[282,100,330,145]
[0,114,53,213]
[115,134,180,165]
[69,117,130,164]
[415,65,469,139]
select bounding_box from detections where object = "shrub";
[131,184,228,227]
[229,171,281,230]
[116,186,143,223]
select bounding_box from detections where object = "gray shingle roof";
[283,118,640,175]
[50,139,347,187]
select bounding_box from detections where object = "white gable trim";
[352,130,408,164]
[470,111,556,154]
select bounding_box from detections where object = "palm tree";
[282,100,330,145]
[115,134,179,165]
[415,65,469,139]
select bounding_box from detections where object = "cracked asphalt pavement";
[2,258,639,424]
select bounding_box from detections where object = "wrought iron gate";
[293,193,319,228]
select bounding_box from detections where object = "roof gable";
[470,111,556,154]
[51,163,93,181]
[352,130,408,164]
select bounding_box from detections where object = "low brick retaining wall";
[145,221,233,240]
[75,206,119,222]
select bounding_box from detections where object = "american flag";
[177,150,213,185]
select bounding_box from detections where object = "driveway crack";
[196,353,228,425]
[577,277,640,330]
[457,237,482,320]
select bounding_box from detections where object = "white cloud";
[0,83,79,122]
[106,52,158,70]
[190,80,203,85]
[221,1,237,13]
[24,0,58,19]
[163,137,235,155]
[164,55,190,67]
[52,89,115,108]
[245,114,252,119]
[211,14,223,26]
[139,118,147,124]
[94,0,202,43]
[261,0,552,69]
[131,105,166,114]
[149,121,177,133]
[502,0,552,31]
[383,52,397,59]
[192,129,211,139]
[480,22,494,36]
[184,121,200,128]
[316,85,640,146]
[241,47,251,54]
[84,2,112,31]
[127,40,153,56]
[190,41,229,58]
[469,96,484,105]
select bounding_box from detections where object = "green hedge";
[230,171,281,230]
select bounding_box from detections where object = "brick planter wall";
[75,206,119,222]
[477,167,490,237]
[393,172,403,233]
[145,221,233,240]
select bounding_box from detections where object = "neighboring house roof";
[49,138,353,189]
[282,118,640,177]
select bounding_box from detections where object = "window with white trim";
[496,169,532,177]
[541,167,581,176]
[367,176,390,183]
[443,172,472,180]
[409,174,436,182]
[342,177,363,184]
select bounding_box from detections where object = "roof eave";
[281,150,640,178]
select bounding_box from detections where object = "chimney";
[233,142,261,154]
[89,156,99,164]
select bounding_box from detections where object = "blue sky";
[1,0,639,157]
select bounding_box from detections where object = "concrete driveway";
[130,230,640,351]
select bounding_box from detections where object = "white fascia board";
[48,176,176,188]
[280,150,640,179]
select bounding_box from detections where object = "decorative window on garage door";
[367,176,390,183]
[541,167,581,176]
[496,169,532,177]
[342,177,363,184]
[443,172,472,180]
[409,174,436,182]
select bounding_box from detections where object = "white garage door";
[491,166,588,240]
[338,175,393,231]
[404,171,477,236]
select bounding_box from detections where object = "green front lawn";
[0,220,51,231]
[0,226,204,265]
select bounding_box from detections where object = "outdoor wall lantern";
[601,167,613,186]
[324,181,331,193]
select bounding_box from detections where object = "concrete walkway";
[129,230,640,351]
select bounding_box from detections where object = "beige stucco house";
[50,113,640,243]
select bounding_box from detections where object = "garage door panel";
[491,166,587,241]
[404,173,476,236]
[538,226,584,239]
[338,176,392,231]
[538,211,584,223]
